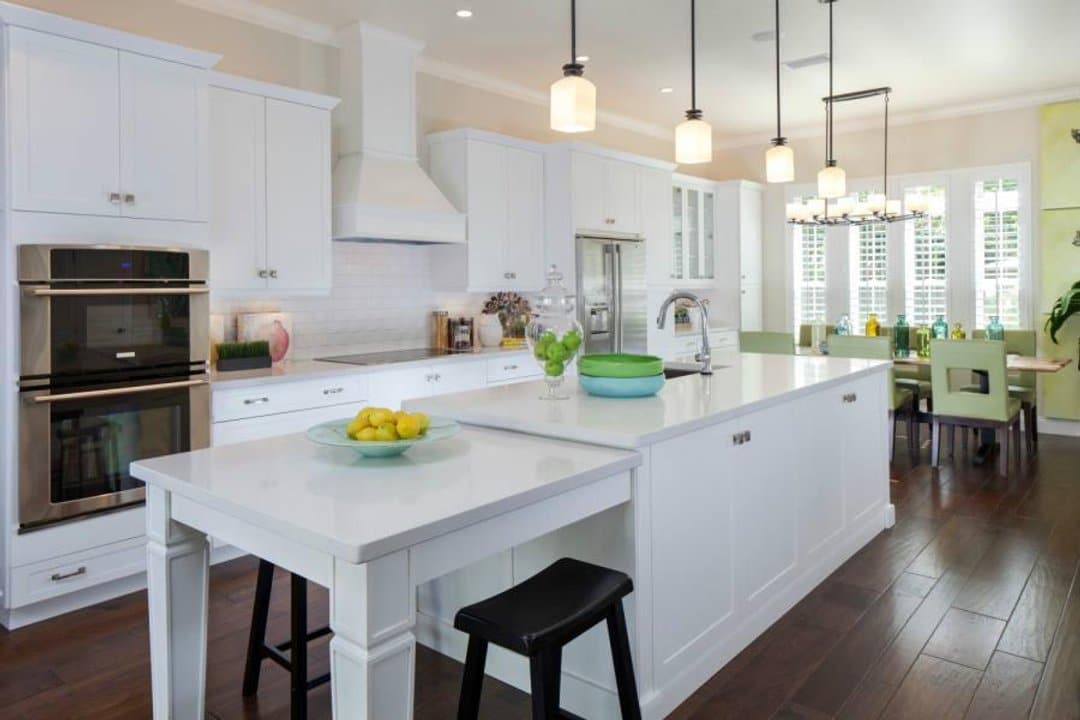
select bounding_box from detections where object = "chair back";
[827,335,899,409]
[971,329,1036,389]
[798,324,835,348]
[929,339,1011,422]
[740,331,795,355]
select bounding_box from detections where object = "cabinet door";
[739,186,764,284]
[265,99,331,291]
[572,152,607,231]
[605,159,640,234]
[8,28,121,216]
[841,375,890,527]
[431,361,487,396]
[368,367,434,408]
[208,88,267,290]
[465,140,508,289]
[740,282,763,331]
[504,146,545,291]
[119,52,207,221]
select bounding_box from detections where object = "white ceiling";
[210,0,1080,142]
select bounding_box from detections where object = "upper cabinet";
[208,75,338,293]
[7,25,214,222]
[1041,101,1080,210]
[428,130,546,293]
[669,176,717,283]
[714,180,764,331]
[572,152,641,235]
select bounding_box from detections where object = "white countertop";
[210,346,532,390]
[409,352,891,449]
[130,426,640,563]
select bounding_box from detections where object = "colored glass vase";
[835,314,852,336]
[986,315,1005,341]
[950,323,966,340]
[893,314,910,357]
[865,313,881,337]
[915,325,932,358]
[932,315,949,339]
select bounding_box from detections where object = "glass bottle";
[525,266,584,400]
[835,314,852,336]
[915,325,932,358]
[932,315,949,340]
[950,323,966,340]
[986,315,1005,341]
[865,313,881,337]
[893,314,910,357]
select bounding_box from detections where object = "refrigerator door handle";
[613,244,623,354]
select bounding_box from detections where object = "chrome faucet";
[657,291,712,375]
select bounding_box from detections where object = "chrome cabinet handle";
[842,393,858,403]
[504,272,518,280]
[434,373,441,381]
[258,269,269,279]
[425,374,434,382]
[124,193,135,205]
[732,430,751,446]
[243,397,270,405]
[269,270,278,279]
[323,387,344,396]
[51,566,87,582]
[504,364,519,371]
[108,192,122,205]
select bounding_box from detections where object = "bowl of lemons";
[306,407,461,458]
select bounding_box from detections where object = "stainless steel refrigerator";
[575,232,648,355]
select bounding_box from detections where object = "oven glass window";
[49,386,190,504]
[50,294,192,376]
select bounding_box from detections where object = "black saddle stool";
[242,559,332,720]
[453,557,642,719]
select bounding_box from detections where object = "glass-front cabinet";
[670,179,715,282]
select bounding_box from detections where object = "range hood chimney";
[332,23,465,244]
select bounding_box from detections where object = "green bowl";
[578,354,665,379]
[306,416,461,458]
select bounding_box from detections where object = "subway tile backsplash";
[211,243,485,359]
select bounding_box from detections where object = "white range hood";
[332,23,465,244]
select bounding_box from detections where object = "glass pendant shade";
[817,164,847,199]
[675,117,713,164]
[766,143,795,183]
[550,74,596,133]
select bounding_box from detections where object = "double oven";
[17,246,210,530]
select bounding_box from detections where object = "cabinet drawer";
[10,539,147,608]
[213,374,369,422]
[213,403,367,446]
[486,354,540,384]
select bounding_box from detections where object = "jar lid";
[535,265,575,315]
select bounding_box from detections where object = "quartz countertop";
[409,352,891,449]
[210,346,533,390]
[131,426,640,563]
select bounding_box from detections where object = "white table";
[132,427,640,719]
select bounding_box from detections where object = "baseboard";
[1039,417,1080,437]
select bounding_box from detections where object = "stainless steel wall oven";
[17,245,210,530]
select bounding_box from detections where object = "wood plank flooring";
[2,433,1080,719]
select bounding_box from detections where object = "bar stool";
[242,560,331,720]
[454,557,641,720]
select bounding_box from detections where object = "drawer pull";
[842,393,858,404]
[732,430,751,446]
[322,387,345,396]
[51,566,87,582]
[433,373,442,382]
[243,397,270,405]
[504,364,519,371]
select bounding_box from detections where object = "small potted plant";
[215,340,272,372]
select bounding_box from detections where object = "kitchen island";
[132,352,891,719]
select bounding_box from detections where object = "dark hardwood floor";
[3,432,1080,719]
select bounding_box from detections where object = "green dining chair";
[883,325,932,413]
[972,329,1037,454]
[739,331,795,355]
[828,335,918,464]
[929,339,1022,478]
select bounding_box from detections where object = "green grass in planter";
[216,340,270,360]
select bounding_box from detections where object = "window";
[904,185,948,326]
[793,223,827,332]
[849,220,888,331]
[974,178,1021,328]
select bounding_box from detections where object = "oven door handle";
[32,378,209,403]
[25,286,209,296]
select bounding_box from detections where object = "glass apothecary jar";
[526,266,583,400]
[986,315,1005,341]
[932,315,949,339]
[894,315,910,357]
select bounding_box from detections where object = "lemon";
[374,423,399,442]
[396,415,420,439]
[346,417,368,437]
[368,409,393,427]
[412,412,431,432]
[356,426,377,442]
[392,410,409,423]
[356,406,379,423]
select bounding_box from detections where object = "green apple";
[562,330,582,352]
[539,330,557,345]
[545,341,569,362]
[544,359,565,377]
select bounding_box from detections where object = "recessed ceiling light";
[455,9,473,18]
[660,87,674,94]
[576,55,590,62]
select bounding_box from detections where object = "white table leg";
[330,549,416,719]
[145,486,210,720]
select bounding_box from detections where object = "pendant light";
[550,0,596,133]
[765,0,794,183]
[817,0,846,199]
[675,0,712,164]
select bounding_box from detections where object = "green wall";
[1039,101,1080,420]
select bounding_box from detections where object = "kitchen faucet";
[657,291,712,375]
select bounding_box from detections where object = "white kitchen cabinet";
[7,26,214,221]
[428,130,545,292]
[572,152,641,234]
[714,180,765,330]
[669,175,717,283]
[208,75,338,293]
[366,360,488,408]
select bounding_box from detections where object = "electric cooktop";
[316,348,461,366]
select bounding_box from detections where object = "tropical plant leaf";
[1045,280,1080,343]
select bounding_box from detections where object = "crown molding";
[175,0,341,46]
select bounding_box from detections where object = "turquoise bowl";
[578,373,665,398]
